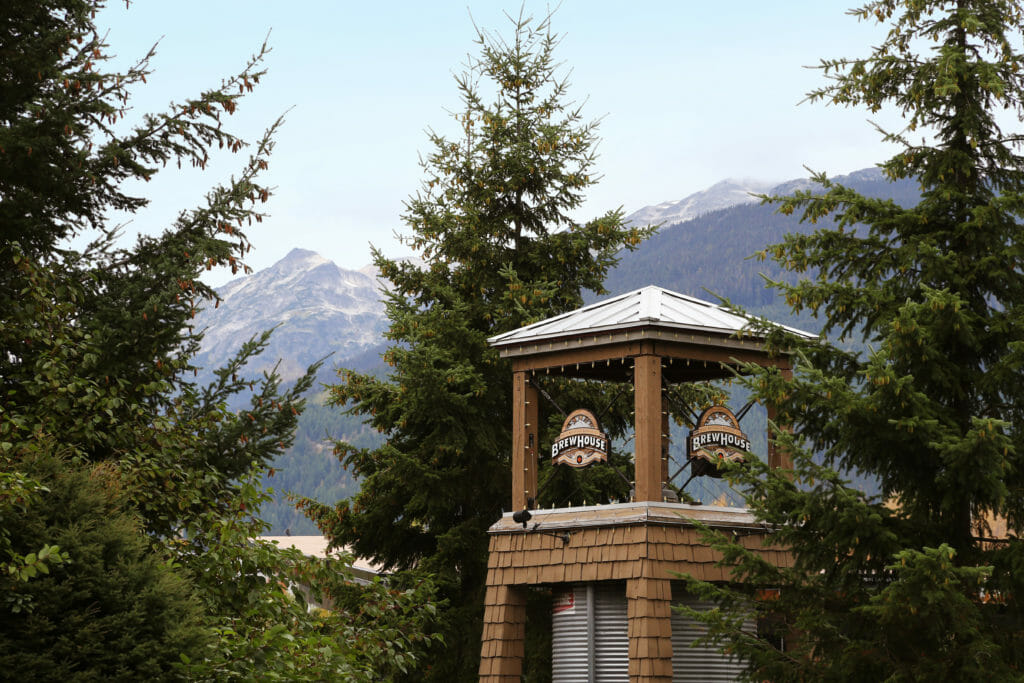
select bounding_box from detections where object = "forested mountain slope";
[605,168,921,319]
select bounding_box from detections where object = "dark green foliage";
[533,377,638,508]
[522,587,554,683]
[0,452,207,681]
[1,2,441,678]
[178,481,442,682]
[304,12,654,680]
[681,1,1024,680]
[0,0,281,476]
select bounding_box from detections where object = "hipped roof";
[488,286,814,348]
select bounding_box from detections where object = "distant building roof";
[488,286,815,348]
[259,535,382,581]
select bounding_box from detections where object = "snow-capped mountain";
[193,169,902,387]
[193,248,387,383]
[624,178,777,228]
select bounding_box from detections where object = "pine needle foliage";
[304,11,653,680]
[0,452,208,681]
[2,2,441,678]
[682,1,1024,680]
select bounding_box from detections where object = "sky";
[94,1,902,284]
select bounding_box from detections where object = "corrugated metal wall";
[552,583,752,682]
[593,584,628,681]
[552,584,591,682]
[671,597,753,682]
[552,583,628,682]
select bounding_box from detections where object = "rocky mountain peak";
[625,178,777,228]
[194,249,387,383]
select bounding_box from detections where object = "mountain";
[198,169,909,392]
[604,167,920,314]
[193,248,387,384]
[768,166,906,197]
[192,248,390,534]
[624,178,777,227]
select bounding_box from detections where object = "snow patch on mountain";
[625,178,777,228]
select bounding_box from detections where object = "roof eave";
[491,320,814,350]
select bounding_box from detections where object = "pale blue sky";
[95,1,900,282]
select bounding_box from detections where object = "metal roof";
[488,286,815,348]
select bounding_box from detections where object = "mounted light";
[512,509,532,528]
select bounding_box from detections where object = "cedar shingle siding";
[479,503,791,681]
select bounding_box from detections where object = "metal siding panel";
[552,586,590,683]
[594,583,628,682]
[492,288,641,343]
[489,286,787,346]
[552,583,629,682]
[576,296,638,329]
[489,285,815,347]
[671,598,753,682]
[661,293,747,332]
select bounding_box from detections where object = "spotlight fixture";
[512,509,532,528]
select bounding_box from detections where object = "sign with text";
[551,409,609,468]
[687,405,750,478]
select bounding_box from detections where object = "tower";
[479,286,810,682]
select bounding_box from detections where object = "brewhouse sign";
[687,405,750,477]
[551,409,609,468]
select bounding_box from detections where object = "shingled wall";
[479,503,791,682]
[484,522,790,585]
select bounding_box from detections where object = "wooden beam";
[634,354,662,502]
[511,371,531,511]
[661,393,671,487]
[627,576,673,681]
[496,325,782,361]
[479,584,527,682]
[524,380,538,507]
[509,340,781,377]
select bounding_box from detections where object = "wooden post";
[525,379,538,507]
[767,363,793,471]
[634,352,663,502]
[511,371,538,510]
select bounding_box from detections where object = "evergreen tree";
[0,451,208,681]
[684,1,1024,679]
[304,12,653,680]
[1,2,440,678]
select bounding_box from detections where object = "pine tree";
[0,451,209,680]
[304,12,653,680]
[685,1,1024,679]
[1,2,441,678]
[0,0,284,479]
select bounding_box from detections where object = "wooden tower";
[478,286,812,682]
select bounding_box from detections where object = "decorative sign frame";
[551,409,609,468]
[687,405,751,478]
